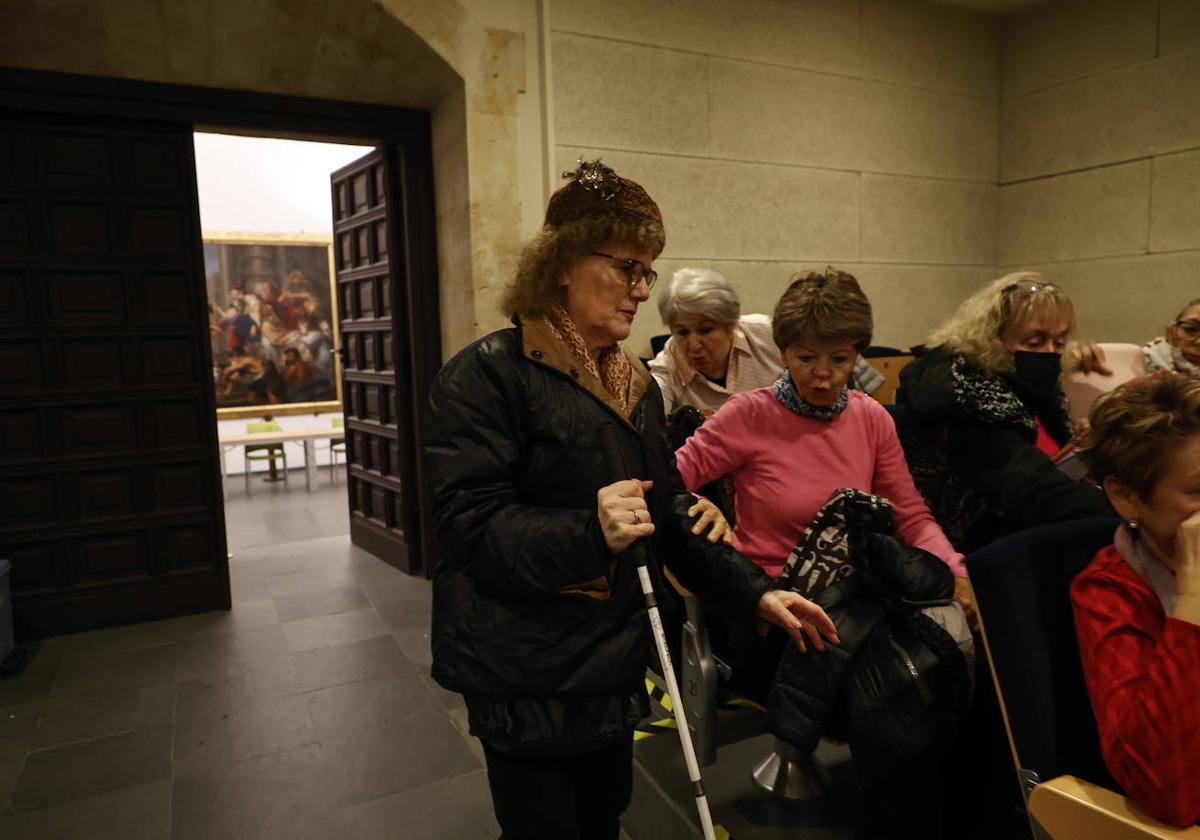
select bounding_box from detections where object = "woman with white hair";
[650,268,881,416]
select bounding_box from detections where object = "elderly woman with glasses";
[897,273,1112,554]
[423,161,838,840]
[649,268,883,418]
[1143,298,1200,376]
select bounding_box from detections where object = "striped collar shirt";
[648,314,783,416]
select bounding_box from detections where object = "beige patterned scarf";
[1144,336,1199,376]
[544,305,633,416]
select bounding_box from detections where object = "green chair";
[329,417,347,483]
[243,420,288,496]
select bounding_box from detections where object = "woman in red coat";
[1072,371,1200,827]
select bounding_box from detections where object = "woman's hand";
[1174,510,1200,595]
[687,497,734,545]
[954,576,979,633]
[1173,511,1200,625]
[1066,341,1113,376]
[755,590,840,653]
[597,479,655,554]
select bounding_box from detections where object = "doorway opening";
[196,132,371,564]
[0,69,442,639]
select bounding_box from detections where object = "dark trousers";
[481,735,635,840]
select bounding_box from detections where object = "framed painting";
[203,232,342,419]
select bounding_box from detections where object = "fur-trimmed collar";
[949,355,1038,432]
[949,354,1072,440]
[517,315,650,425]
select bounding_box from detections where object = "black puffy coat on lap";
[424,316,772,749]
[768,529,972,784]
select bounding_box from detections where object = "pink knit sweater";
[676,388,966,579]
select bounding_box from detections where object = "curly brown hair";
[771,268,873,352]
[500,217,665,318]
[1079,372,1200,500]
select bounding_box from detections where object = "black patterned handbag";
[776,487,892,601]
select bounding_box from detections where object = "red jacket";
[1071,544,1200,827]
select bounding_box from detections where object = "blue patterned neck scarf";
[773,371,849,421]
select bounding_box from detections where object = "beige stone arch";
[0,0,531,358]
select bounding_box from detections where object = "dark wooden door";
[0,111,230,638]
[331,146,438,575]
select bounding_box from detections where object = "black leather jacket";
[424,317,771,749]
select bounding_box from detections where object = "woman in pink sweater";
[676,269,971,611]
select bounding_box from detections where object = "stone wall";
[998,0,1200,343]
[548,0,1002,354]
[6,0,1196,358]
[0,0,537,362]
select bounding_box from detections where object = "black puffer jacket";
[897,347,1110,552]
[424,317,772,750]
[768,520,972,784]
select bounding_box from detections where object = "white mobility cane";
[600,427,717,840]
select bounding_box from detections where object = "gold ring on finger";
[632,511,641,525]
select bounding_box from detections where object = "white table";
[218,427,345,501]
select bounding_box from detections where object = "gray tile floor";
[0,472,500,839]
[0,469,841,840]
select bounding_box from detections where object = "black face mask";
[1010,350,1062,396]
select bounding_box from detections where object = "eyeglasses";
[1003,279,1058,295]
[589,251,657,290]
[1174,319,1200,341]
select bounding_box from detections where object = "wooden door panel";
[50,271,126,320]
[0,271,25,319]
[75,471,136,519]
[36,132,115,185]
[0,202,30,256]
[0,112,229,638]
[332,150,416,571]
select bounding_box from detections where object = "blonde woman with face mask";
[897,273,1112,553]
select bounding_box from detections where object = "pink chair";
[1063,343,1147,424]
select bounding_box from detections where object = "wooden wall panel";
[0,111,229,638]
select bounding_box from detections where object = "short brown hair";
[500,217,665,318]
[771,268,873,352]
[1079,372,1200,499]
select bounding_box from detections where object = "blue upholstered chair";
[968,517,1200,839]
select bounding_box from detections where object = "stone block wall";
[549,0,1001,354]
[998,0,1200,343]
